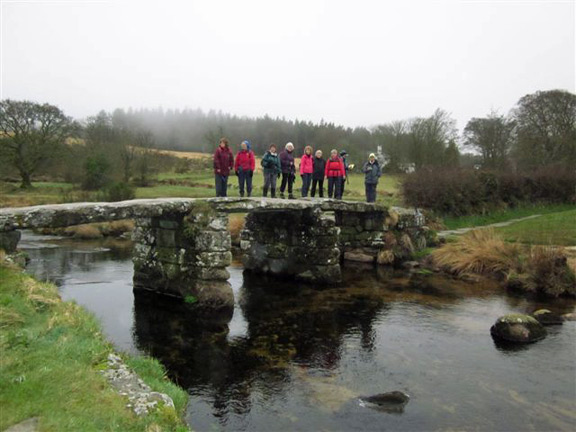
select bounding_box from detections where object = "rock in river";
[532,309,563,326]
[490,314,547,343]
[359,391,410,413]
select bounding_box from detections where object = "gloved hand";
[249,171,253,178]
[235,170,239,176]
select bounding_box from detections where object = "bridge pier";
[132,209,234,309]
[240,207,341,283]
[336,209,387,264]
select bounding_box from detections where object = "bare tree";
[0,100,74,188]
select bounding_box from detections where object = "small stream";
[20,232,576,431]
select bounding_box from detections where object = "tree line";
[1,89,574,189]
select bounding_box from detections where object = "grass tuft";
[431,229,521,277]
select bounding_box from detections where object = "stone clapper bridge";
[0,198,428,310]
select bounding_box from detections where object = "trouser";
[215,175,229,197]
[280,172,294,194]
[328,177,343,199]
[301,173,312,197]
[365,182,377,203]
[238,170,253,197]
[311,178,324,197]
[263,172,277,197]
[341,176,346,196]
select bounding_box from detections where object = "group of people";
[213,138,382,203]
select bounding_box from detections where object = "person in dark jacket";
[213,137,234,197]
[311,149,326,198]
[362,153,381,203]
[234,140,255,197]
[279,142,296,199]
[325,149,346,199]
[261,144,281,197]
[339,150,349,196]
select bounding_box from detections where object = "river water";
[20,232,576,432]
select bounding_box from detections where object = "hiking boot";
[263,187,268,197]
[280,193,285,199]
[271,188,276,198]
[288,193,295,199]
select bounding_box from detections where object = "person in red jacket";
[325,149,346,199]
[213,137,234,197]
[299,145,314,197]
[234,140,255,197]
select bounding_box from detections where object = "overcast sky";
[1,0,574,131]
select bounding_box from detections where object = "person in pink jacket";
[299,145,314,197]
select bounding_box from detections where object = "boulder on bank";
[532,309,564,325]
[490,314,547,343]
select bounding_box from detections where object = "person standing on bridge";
[311,149,326,198]
[279,142,296,199]
[261,143,281,198]
[299,145,314,198]
[213,137,234,197]
[362,153,381,203]
[325,149,346,199]
[235,140,255,197]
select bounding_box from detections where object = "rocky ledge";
[101,353,175,416]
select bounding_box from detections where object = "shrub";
[104,182,135,202]
[402,165,576,215]
[82,154,111,190]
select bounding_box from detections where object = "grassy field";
[0,264,188,431]
[442,203,576,230]
[1,171,403,208]
[494,209,576,246]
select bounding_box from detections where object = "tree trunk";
[20,171,32,189]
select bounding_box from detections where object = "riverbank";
[0,263,189,432]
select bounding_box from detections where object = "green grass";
[0,265,188,431]
[494,209,576,246]
[1,171,403,207]
[442,203,576,230]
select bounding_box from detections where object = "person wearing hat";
[234,140,255,197]
[339,150,350,196]
[279,142,296,199]
[362,153,381,203]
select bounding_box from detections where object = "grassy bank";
[494,209,576,246]
[0,264,188,432]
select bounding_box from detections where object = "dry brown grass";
[228,214,246,245]
[65,224,103,239]
[431,229,522,276]
[519,246,576,297]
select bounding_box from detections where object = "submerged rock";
[562,312,576,322]
[490,314,547,343]
[359,391,410,413]
[532,309,563,326]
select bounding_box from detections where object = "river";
[20,232,576,431]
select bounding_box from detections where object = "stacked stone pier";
[0,197,429,308]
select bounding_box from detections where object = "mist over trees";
[1,89,574,190]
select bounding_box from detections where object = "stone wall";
[240,207,341,284]
[336,207,429,265]
[132,208,233,309]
